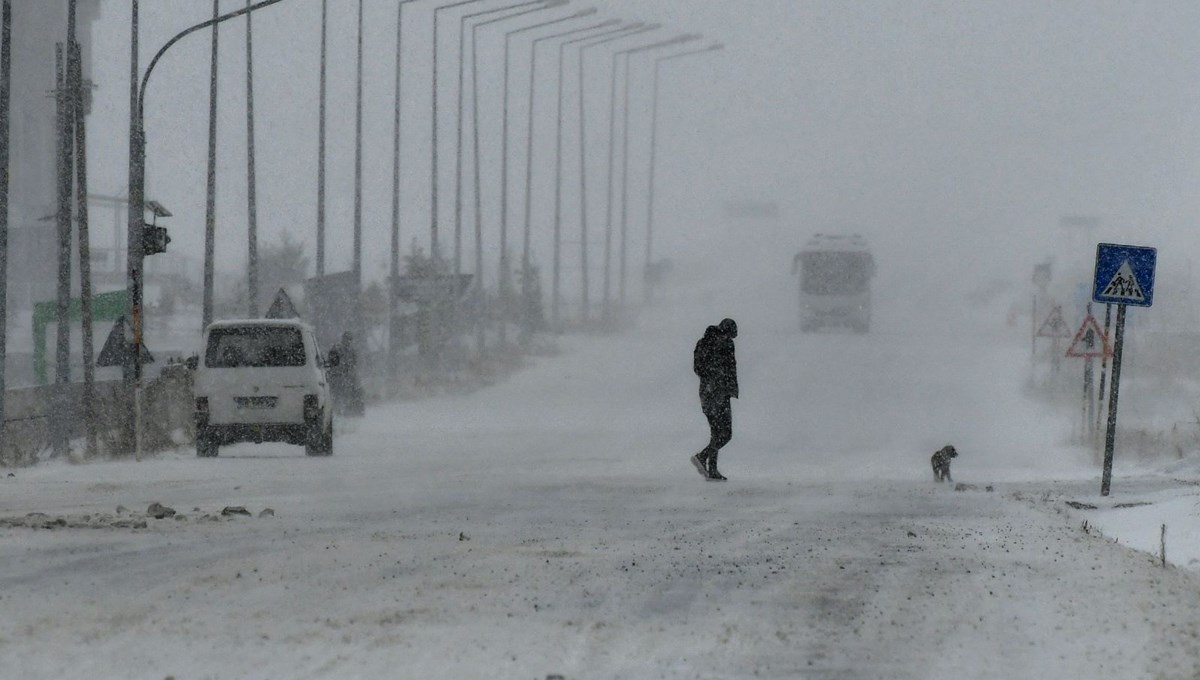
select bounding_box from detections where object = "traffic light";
[142,224,170,255]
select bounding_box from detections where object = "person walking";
[690,318,738,481]
[328,331,365,417]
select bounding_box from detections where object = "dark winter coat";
[694,325,738,401]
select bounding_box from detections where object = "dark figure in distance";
[691,318,739,481]
[931,445,958,483]
[327,331,365,417]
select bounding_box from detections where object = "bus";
[792,234,876,333]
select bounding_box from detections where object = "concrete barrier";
[1,363,194,466]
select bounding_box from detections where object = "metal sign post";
[1084,350,1094,443]
[1100,305,1127,496]
[1030,263,1051,368]
[1065,305,1110,445]
[1093,243,1156,496]
[1035,304,1072,378]
[1095,303,1112,447]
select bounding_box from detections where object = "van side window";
[206,327,307,368]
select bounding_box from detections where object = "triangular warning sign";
[265,288,300,319]
[1036,305,1072,338]
[1065,314,1112,358]
[96,316,154,368]
[1100,260,1146,303]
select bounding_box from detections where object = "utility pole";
[389,1,403,387]
[245,0,259,317]
[0,0,11,462]
[69,9,96,459]
[53,43,73,458]
[203,0,218,330]
[353,0,364,354]
[124,0,142,457]
[316,0,326,277]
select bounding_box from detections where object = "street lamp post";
[422,0,488,374]
[388,0,422,388]
[455,0,545,285]
[470,2,562,356]
[549,22,640,330]
[431,0,488,265]
[127,0,289,457]
[497,7,595,346]
[444,1,546,367]
[575,23,656,327]
[643,43,723,302]
[601,34,695,321]
[614,35,699,309]
[518,18,619,342]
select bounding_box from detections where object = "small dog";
[931,445,958,483]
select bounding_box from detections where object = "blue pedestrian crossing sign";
[1093,243,1156,307]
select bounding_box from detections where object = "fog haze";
[8,4,1200,674]
[80,0,1200,307]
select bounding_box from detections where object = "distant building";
[6,0,101,309]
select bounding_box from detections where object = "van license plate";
[235,396,277,410]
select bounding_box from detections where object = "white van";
[192,319,334,457]
[792,234,876,333]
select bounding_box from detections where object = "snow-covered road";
[3,254,1200,679]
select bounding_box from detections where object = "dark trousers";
[699,396,732,461]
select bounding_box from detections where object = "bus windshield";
[800,251,873,295]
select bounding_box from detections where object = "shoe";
[690,454,710,479]
[707,459,727,482]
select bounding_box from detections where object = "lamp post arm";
[656,43,722,64]
[138,0,288,119]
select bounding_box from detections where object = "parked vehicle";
[192,319,334,457]
[792,234,876,333]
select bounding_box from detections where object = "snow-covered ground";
[3,247,1200,679]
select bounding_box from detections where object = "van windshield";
[800,251,873,295]
[205,326,306,368]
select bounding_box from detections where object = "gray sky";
[85,0,1200,307]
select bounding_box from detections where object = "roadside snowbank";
[1053,456,1200,571]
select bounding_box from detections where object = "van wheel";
[323,418,334,457]
[196,431,219,458]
